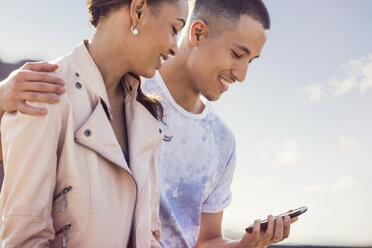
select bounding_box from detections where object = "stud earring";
[131,26,139,35]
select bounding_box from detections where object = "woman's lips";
[156,54,169,69]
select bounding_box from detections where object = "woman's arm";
[0,61,65,164]
[0,97,68,247]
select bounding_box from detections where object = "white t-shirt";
[143,72,236,248]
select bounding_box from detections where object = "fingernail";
[54,96,60,101]
[284,216,291,222]
[41,109,48,114]
[60,86,66,92]
[60,80,65,85]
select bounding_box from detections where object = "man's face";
[187,15,267,101]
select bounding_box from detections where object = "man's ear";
[129,0,148,28]
[189,20,210,46]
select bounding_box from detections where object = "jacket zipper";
[53,186,73,212]
[55,224,72,248]
[130,146,161,247]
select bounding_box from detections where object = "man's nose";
[232,62,249,82]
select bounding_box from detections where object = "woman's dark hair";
[87,0,178,27]
[87,0,178,120]
[126,73,164,121]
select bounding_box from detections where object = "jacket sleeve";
[0,99,68,247]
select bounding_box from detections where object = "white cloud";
[331,176,360,191]
[301,84,328,102]
[360,62,372,94]
[305,176,360,193]
[328,76,358,97]
[257,137,303,166]
[338,136,358,150]
[301,54,372,103]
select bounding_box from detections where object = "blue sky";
[1,0,372,246]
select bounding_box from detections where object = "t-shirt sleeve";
[201,140,236,213]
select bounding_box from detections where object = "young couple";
[0,0,298,247]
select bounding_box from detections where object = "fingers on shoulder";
[21,61,59,72]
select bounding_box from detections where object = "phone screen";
[245,206,307,233]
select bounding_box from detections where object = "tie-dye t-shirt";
[143,72,236,248]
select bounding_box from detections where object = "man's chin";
[205,94,221,102]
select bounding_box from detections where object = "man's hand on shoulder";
[0,61,65,116]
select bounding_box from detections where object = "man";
[0,0,298,247]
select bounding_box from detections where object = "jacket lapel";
[124,80,164,189]
[74,101,130,172]
[68,41,128,172]
[68,42,164,183]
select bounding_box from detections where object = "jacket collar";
[69,41,164,185]
[68,40,113,119]
[68,41,143,120]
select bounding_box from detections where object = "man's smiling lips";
[218,75,235,92]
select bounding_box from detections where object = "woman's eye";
[232,51,242,59]
[172,26,178,35]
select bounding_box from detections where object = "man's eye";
[232,51,242,59]
[249,58,256,64]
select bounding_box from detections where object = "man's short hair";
[191,0,270,34]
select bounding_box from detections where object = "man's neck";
[159,56,205,114]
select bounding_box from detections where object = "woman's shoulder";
[48,54,79,90]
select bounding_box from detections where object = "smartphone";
[245,206,307,233]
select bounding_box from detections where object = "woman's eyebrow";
[177,18,186,28]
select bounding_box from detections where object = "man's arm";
[0,61,65,116]
[195,211,295,248]
[195,211,239,248]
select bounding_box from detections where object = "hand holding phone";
[245,206,307,233]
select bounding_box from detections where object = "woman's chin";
[138,68,156,79]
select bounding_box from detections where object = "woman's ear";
[189,20,210,46]
[129,0,148,28]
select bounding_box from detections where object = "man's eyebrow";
[233,43,251,55]
[177,18,186,28]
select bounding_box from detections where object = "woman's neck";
[87,32,130,95]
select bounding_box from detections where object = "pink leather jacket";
[0,41,163,247]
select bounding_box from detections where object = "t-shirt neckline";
[155,71,210,120]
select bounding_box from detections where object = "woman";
[0,0,188,247]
